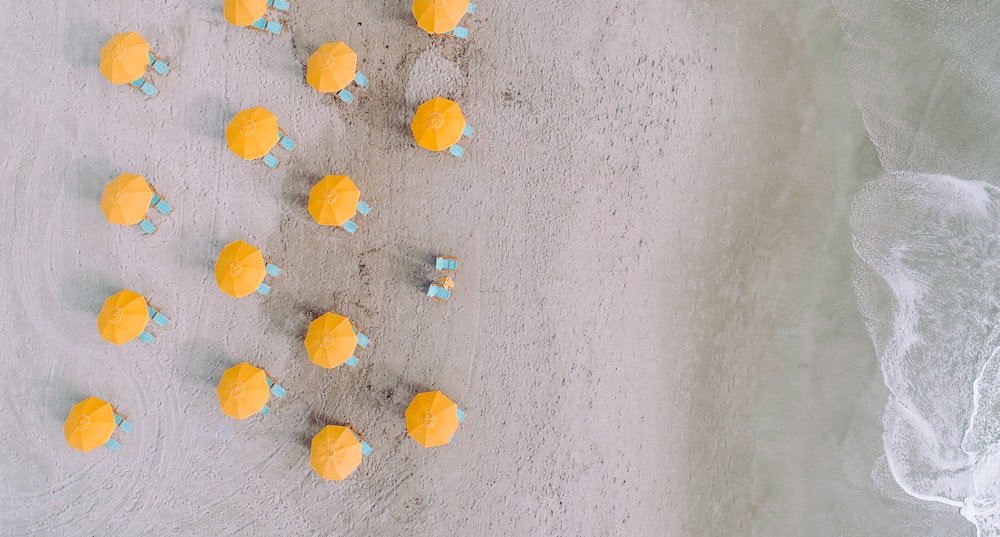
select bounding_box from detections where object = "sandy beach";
[0,0,979,535]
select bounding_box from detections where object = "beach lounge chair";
[427,283,451,301]
[146,305,169,327]
[354,72,368,87]
[105,438,122,451]
[257,282,271,295]
[278,129,296,151]
[114,413,134,433]
[337,89,354,103]
[139,219,156,235]
[448,144,465,157]
[138,331,155,344]
[462,124,474,137]
[357,201,371,216]
[444,27,469,38]
[356,332,370,348]
[467,3,476,13]
[130,77,159,97]
[267,0,289,11]
[436,256,458,272]
[342,219,358,233]
[457,408,465,422]
[265,262,281,277]
[361,442,372,455]
[265,377,287,398]
[150,194,172,215]
[250,18,282,35]
[259,404,270,415]
[262,154,279,168]
[345,355,359,366]
[147,53,170,75]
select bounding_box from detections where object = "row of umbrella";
[65,385,464,479]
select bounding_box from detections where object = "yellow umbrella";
[64,397,117,452]
[406,390,461,447]
[224,0,266,26]
[411,97,466,151]
[304,313,358,368]
[306,42,358,93]
[412,0,470,34]
[226,107,280,161]
[307,175,360,226]
[100,173,154,225]
[214,240,267,298]
[97,289,149,345]
[217,362,271,419]
[310,425,364,480]
[100,32,151,84]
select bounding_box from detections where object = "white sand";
[0,0,971,535]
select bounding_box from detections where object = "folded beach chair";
[342,219,358,233]
[436,256,458,272]
[357,201,371,216]
[146,305,169,327]
[462,124,474,137]
[257,282,271,295]
[262,153,280,169]
[105,438,122,451]
[448,144,465,157]
[427,283,451,301]
[139,219,156,235]
[250,18,282,35]
[354,72,368,87]
[278,129,296,151]
[150,193,172,215]
[114,412,134,433]
[138,331,155,344]
[130,77,159,97]
[147,53,170,75]
[267,0,289,11]
[337,89,354,103]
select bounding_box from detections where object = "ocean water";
[841,2,1000,535]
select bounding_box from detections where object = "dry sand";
[0,0,974,535]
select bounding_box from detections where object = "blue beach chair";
[342,219,358,233]
[444,27,469,38]
[251,18,282,35]
[345,355,359,366]
[105,438,122,451]
[130,77,159,97]
[262,154,280,168]
[356,332,370,348]
[278,130,296,151]
[337,89,354,103]
[354,72,368,87]
[265,377,287,398]
[114,413,134,433]
[361,441,373,455]
[457,408,466,422]
[150,194,172,215]
[265,263,281,277]
[448,144,465,157]
[259,404,270,415]
[147,53,170,75]
[357,201,371,216]
[267,0,289,11]
[462,124,474,137]
[257,282,271,295]
[138,331,155,344]
[427,283,451,301]
[436,256,458,272]
[139,219,156,235]
[146,305,169,327]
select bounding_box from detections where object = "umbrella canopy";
[99,32,151,84]
[217,362,270,419]
[411,97,466,151]
[97,289,149,345]
[405,390,461,447]
[224,0,266,26]
[310,425,364,480]
[226,107,280,161]
[214,240,267,298]
[307,175,360,226]
[412,0,470,34]
[306,42,358,93]
[65,397,117,452]
[304,312,358,368]
[100,173,154,225]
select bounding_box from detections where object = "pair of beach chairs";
[132,52,170,98]
[341,200,372,234]
[343,325,371,367]
[428,256,458,301]
[249,0,289,35]
[334,72,369,103]
[105,409,135,451]
[139,188,173,235]
[440,4,476,39]
[261,128,296,169]
[138,300,171,344]
[255,260,283,295]
[447,124,474,157]
[258,374,288,415]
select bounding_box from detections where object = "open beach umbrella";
[306,42,358,93]
[100,32,151,84]
[304,312,358,368]
[100,173,154,225]
[214,240,267,298]
[411,97,466,151]
[97,289,149,345]
[310,425,364,480]
[217,362,270,419]
[64,397,116,452]
[223,0,266,26]
[412,0,470,34]
[226,107,280,161]
[406,390,461,447]
[307,175,360,227]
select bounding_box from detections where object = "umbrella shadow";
[60,270,118,315]
[66,155,115,202]
[62,17,103,69]
[184,92,231,140]
[176,337,228,386]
